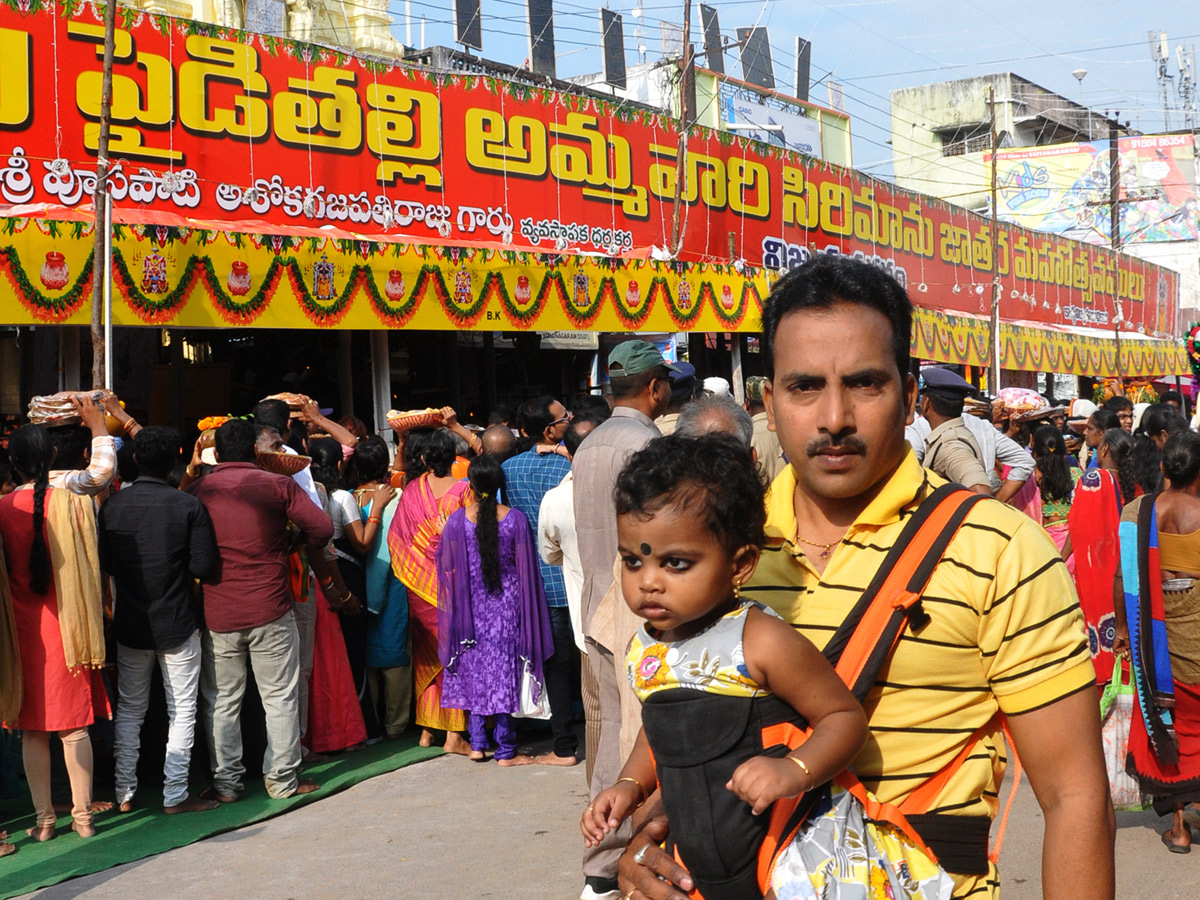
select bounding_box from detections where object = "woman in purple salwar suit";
[435,455,553,765]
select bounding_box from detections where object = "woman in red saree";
[388,430,471,754]
[1068,428,1137,686]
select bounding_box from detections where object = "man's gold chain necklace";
[794,532,846,560]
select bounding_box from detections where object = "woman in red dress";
[0,425,107,841]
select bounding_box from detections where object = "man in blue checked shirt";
[502,396,579,766]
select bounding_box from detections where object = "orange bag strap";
[898,718,995,816]
[988,720,1022,864]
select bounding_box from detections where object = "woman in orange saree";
[388,430,471,754]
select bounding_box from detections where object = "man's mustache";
[805,435,868,458]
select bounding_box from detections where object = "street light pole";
[988,85,1002,393]
[1072,67,1089,136]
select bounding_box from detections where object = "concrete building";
[122,0,402,59]
[890,73,1132,212]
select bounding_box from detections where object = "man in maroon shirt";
[189,419,335,801]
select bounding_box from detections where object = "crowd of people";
[0,253,1197,900]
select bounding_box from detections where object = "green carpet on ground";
[0,737,443,899]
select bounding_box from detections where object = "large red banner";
[0,2,1179,335]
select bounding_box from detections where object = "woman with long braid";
[0,423,107,841]
[434,455,553,765]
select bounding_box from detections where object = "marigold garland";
[661,278,702,330]
[110,249,194,324]
[1186,323,1200,377]
[611,274,654,330]
[286,261,355,327]
[206,257,280,325]
[498,271,545,327]
[0,246,93,323]
[554,272,602,329]
[361,268,420,328]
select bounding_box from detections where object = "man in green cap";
[745,375,786,482]
[573,339,677,900]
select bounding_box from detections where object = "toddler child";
[581,433,868,900]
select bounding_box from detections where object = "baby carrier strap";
[759,484,990,891]
[825,483,985,702]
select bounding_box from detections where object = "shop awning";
[912,306,1187,377]
[0,216,769,333]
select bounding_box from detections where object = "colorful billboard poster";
[994,134,1199,245]
[0,2,1181,336]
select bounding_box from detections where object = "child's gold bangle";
[789,755,814,790]
[616,776,647,801]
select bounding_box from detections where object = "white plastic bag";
[1101,668,1149,811]
[513,659,550,720]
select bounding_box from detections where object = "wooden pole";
[668,0,694,256]
[988,86,1002,394]
[89,0,117,389]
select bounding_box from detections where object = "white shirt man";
[538,471,585,653]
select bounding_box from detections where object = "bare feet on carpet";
[418,729,435,748]
[198,787,239,804]
[25,824,55,842]
[164,795,222,814]
[291,779,321,796]
[0,831,15,857]
[71,820,96,838]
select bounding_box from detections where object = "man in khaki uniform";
[920,367,993,495]
[745,375,786,482]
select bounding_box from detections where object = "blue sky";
[395,0,1200,176]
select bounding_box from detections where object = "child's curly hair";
[614,433,767,554]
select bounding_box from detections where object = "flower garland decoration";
[286,260,356,327]
[196,416,231,431]
[611,270,654,330]
[562,275,609,330]
[435,264,489,329]
[661,277,702,330]
[111,248,194,324]
[555,271,603,328]
[362,267,421,328]
[1,246,93,322]
[207,257,280,325]
[498,271,546,327]
[1186,323,1200,377]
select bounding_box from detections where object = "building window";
[940,128,990,157]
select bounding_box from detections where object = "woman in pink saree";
[1030,426,1081,574]
[388,431,471,754]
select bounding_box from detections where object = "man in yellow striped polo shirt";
[619,256,1112,900]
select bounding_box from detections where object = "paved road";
[20,750,1199,900]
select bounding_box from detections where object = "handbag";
[1100,658,1150,811]
[513,659,551,720]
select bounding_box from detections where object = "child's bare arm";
[727,608,868,815]
[582,728,658,846]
